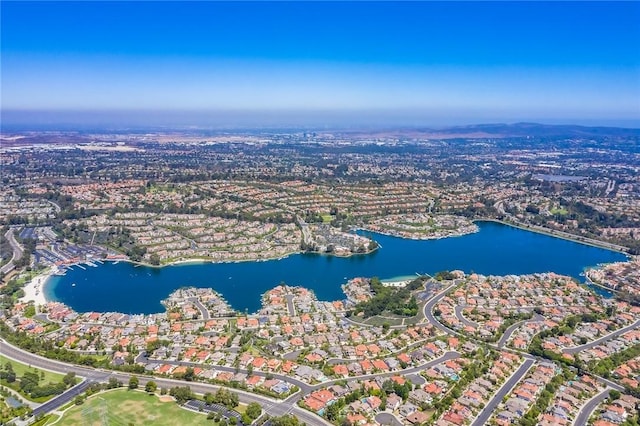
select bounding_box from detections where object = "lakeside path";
[477,218,630,254]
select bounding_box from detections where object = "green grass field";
[59,390,213,426]
[0,354,65,384]
[321,214,334,223]
[550,207,569,215]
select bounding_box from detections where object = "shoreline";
[355,225,479,241]
[20,272,51,306]
[128,244,379,269]
[475,218,630,255]
[583,270,618,295]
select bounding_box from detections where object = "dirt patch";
[159,395,175,403]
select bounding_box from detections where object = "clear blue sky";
[2,1,639,127]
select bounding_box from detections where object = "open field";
[0,354,65,384]
[58,389,213,426]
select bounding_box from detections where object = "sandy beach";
[21,273,50,306]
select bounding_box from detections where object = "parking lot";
[183,399,245,425]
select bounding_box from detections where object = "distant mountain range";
[339,122,640,140]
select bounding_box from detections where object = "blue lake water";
[45,221,627,314]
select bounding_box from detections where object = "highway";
[470,358,535,426]
[563,319,640,354]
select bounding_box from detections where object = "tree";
[246,402,262,420]
[326,402,341,421]
[270,415,302,426]
[169,386,194,403]
[128,376,139,390]
[145,381,157,393]
[63,372,77,387]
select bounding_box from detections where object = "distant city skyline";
[2,1,639,129]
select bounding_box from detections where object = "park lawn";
[550,207,569,215]
[59,390,213,426]
[29,413,59,426]
[0,354,65,384]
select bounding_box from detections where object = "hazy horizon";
[2,109,640,133]
[2,2,639,130]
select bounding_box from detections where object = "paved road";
[1,228,24,275]
[138,352,313,395]
[563,319,640,354]
[423,282,463,337]
[0,339,329,425]
[454,305,478,329]
[375,412,403,426]
[187,297,210,320]
[285,294,296,317]
[144,348,459,406]
[573,388,611,426]
[470,358,535,426]
[31,379,94,417]
[297,216,312,248]
[289,351,461,401]
[3,336,459,425]
[479,218,629,253]
[497,314,544,348]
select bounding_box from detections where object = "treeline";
[528,313,601,367]
[0,322,110,369]
[1,362,78,400]
[0,279,26,307]
[590,343,640,380]
[350,277,423,318]
[518,368,575,426]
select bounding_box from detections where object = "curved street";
[1,228,24,275]
[573,388,611,426]
[1,275,633,426]
[454,304,479,329]
[497,313,544,348]
[563,319,640,354]
[0,338,330,425]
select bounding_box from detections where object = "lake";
[45,221,627,314]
